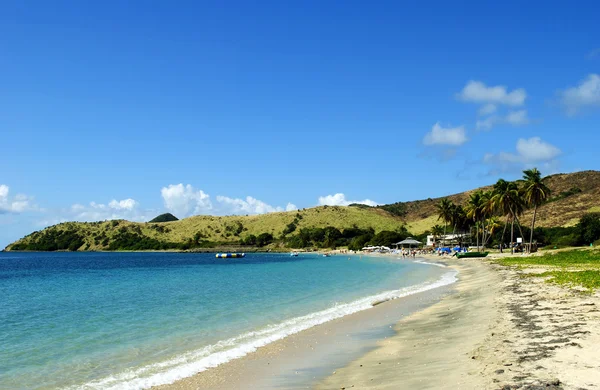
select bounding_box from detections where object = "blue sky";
[1,0,600,248]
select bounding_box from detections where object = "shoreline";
[154,256,463,389]
[155,253,600,389]
[318,255,600,390]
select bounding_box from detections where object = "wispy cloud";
[216,195,296,214]
[161,183,296,217]
[558,74,600,115]
[423,122,468,146]
[483,137,561,172]
[476,110,530,130]
[457,80,526,106]
[317,193,379,207]
[458,80,530,131]
[0,185,38,214]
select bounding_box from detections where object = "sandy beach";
[318,255,600,390]
[157,255,600,390]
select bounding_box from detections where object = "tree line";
[431,168,600,251]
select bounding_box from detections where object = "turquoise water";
[0,252,455,389]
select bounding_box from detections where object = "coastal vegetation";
[6,170,600,252]
[498,249,600,292]
[430,168,598,252]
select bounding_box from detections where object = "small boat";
[216,253,246,258]
[322,253,330,257]
[455,252,489,259]
[290,252,299,257]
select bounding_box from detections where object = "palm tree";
[483,216,503,247]
[436,198,454,247]
[522,168,551,252]
[431,224,444,247]
[492,179,525,253]
[451,205,469,248]
[466,191,485,251]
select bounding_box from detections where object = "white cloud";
[505,110,529,125]
[476,110,529,130]
[0,185,36,213]
[286,203,298,211]
[559,74,600,115]
[484,137,561,168]
[423,122,468,146]
[478,103,497,116]
[161,184,212,217]
[457,80,526,106]
[318,193,379,207]
[108,198,138,210]
[476,116,500,131]
[65,198,149,223]
[216,195,286,215]
[515,137,561,162]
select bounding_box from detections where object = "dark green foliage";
[377,202,407,217]
[224,222,244,236]
[282,222,297,235]
[368,230,409,246]
[342,227,374,239]
[286,226,378,250]
[348,203,372,209]
[347,234,374,251]
[10,228,85,251]
[193,231,206,244]
[256,233,274,247]
[286,235,307,249]
[107,231,183,251]
[242,234,257,246]
[150,224,170,233]
[149,213,179,223]
[547,187,582,203]
[577,213,600,245]
[323,227,342,248]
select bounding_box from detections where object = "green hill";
[6,206,405,251]
[6,170,600,252]
[149,213,179,223]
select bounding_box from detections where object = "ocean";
[0,252,456,389]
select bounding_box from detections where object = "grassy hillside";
[6,170,600,251]
[402,170,600,234]
[6,206,405,251]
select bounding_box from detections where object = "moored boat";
[455,252,489,259]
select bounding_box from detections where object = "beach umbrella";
[394,238,423,248]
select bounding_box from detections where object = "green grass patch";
[532,270,600,293]
[498,249,600,268]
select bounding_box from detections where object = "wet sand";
[155,258,458,389]
[156,256,600,390]
[318,256,600,390]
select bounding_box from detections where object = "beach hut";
[394,238,422,249]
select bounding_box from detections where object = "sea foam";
[75,266,458,390]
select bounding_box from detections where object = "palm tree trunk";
[476,223,480,252]
[513,214,526,243]
[529,205,538,253]
[481,217,487,250]
[500,215,509,252]
[443,222,447,247]
[510,216,515,254]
